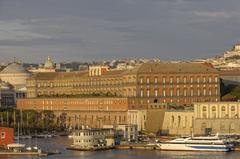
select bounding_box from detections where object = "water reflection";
[0,137,238,159]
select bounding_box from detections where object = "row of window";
[202,106,237,112]
[140,88,218,97]
[139,76,218,84]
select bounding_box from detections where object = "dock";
[116,144,159,150]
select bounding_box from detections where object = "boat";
[157,134,233,152]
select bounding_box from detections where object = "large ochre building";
[26,62,220,109]
[17,62,221,130]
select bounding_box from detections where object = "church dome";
[1,62,29,74]
[0,81,12,90]
[0,62,31,88]
[44,56,54,68]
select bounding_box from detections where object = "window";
[197,77,200,83]
[214,77,218,83]
[1,132,5,139]
[215,88,218,96]
[190,88,194,96]
[163,89,166,97]
[178,116,181,127]
[140,89,143,97]
[190,77,194,83]
[146,77,150,84]
[209,88,212,96]
[170,77,173,84]
[176,89,180,97]
[183,77,187,83]
[209,77,212,83]
[231,106,235,111]
[154,89,158,97]
[221,106,225,112]
[176,77,180,83]
[212,106,216,111]
[162,77,166,84]
[183,88,187,97]
[202,106,207,111]
[203,77,206,83]
[203,88,206,96]
[147,89,150,97]
[154,77,158,84]
[197,88,200,96]
[170,89,173,97]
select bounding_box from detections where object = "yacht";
[157,134,233,152]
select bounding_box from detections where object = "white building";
[103,124,138,142]
[72,128,114,148]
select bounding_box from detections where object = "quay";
[116,144,159,150]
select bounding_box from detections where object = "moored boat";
[157,134,233,152]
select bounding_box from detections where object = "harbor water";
[0,136,240,159]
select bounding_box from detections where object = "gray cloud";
[0,0,240,62]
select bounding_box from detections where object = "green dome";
[44,56,54,68]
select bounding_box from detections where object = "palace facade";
[26,62,220,109]
[17,97,129,128]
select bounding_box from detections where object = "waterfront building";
[17,97,129,128]
[72,128,115,148]
[127,109,146,131]
[103,124,138,141]
[26,62,220,108]
[144,103,194,136]
[194,102,240,135]
[161,110,194,136]
[0,127,14,146]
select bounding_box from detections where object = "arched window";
[178,116,181,127]
[212,106,216,111]
[202,106,207,111]
[171,116,174,127]
[231,106,235,111]
[221,106,225,112]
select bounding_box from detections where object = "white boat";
[158,134,233,152]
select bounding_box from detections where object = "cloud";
[0,20,51,41]
[192,11,233,18]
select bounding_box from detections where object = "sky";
[0,0,240,63]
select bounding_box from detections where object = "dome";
[0,81,12,90]
[1,62,29,74]
[44,56,54,68]
[0,62,30,88]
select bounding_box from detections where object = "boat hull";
[159,143,231,152]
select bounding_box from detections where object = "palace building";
[25,62,220,109]
[17,97,129,128]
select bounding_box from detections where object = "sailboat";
[7,123,26,151]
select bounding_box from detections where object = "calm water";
[0,137,240,159]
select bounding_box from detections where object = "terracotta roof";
[29,71,88,80]
[135,62,219,74]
